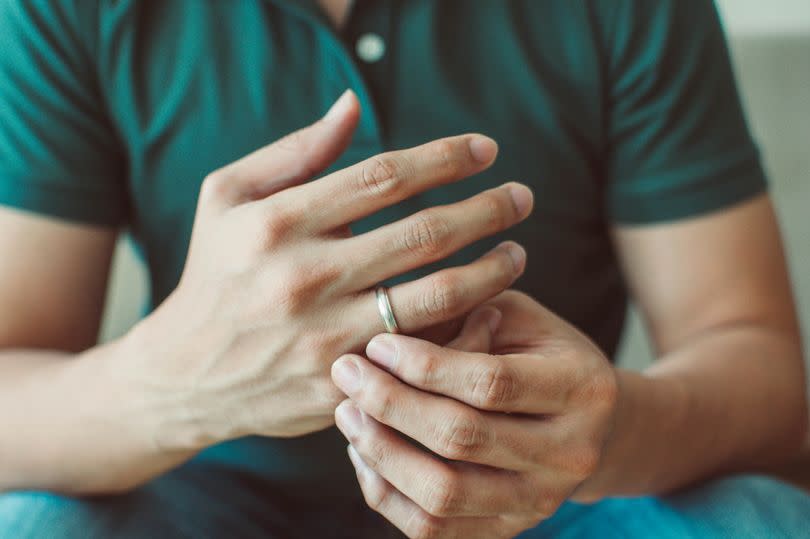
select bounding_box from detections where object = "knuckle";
[533,490,561,518]
[472,361,516,409]
[565,444,602,479]
[200,169,233,202]
[433,139,463,175]
[577,368,619,410]
[365,380,397,422]
[414,352,441,389]
[424,470,462,517]
[420,273,461,320]
[275,260,338,314]
[437,409,487,460]
[279,266,312,298]
[258,202,299,246]
[361,155,404,197]
[403,212,450,258]
[356,433,392,471]
[308,258,343,290]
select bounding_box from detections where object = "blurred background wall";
[99,1,810,381]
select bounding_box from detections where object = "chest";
[98,1,621,345]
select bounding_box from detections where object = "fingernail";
[501,241,526,273]
[485,308,502,335]
[469,136,498,164]
[324,89,354,121]
[332,356,362,394]
[507,183,534,218]
[337,401,364,437]
[366,336,397,370]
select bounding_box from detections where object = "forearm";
[0,338,195,496]
[578,324,807,500]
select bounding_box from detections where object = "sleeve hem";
[609,155,768,225]
[0,175,128,227]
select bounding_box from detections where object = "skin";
[319,4,807,536]
[0,92,533,493]
[319,0,354,29]
[333,196,808,538]
[0,1,805,536]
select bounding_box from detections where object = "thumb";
[446,306,502,353]
[208,89,361,206]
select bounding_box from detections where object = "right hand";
[120,90,534,452]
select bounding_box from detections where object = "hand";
[332,290,619,539]
[120,91,534,451]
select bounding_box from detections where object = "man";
[0,0,807,537]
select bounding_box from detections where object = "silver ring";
[375,286,400,334]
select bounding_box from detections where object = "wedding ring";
[375,286,400,334]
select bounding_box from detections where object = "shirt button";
[356,33,386,63]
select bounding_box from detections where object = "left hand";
[332,290,619,539]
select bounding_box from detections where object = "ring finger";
[351,241,526,338]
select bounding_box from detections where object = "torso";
[96,0,626,500]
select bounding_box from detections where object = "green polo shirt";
[0,0,765,502]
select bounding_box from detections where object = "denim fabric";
[517,476,810,539]
[1,463,808,538]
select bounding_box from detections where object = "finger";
[332,355,532,470]
[267,134,500,234]
[336,401,536,518]
[204,90,360,207]
[340,353,609,481]
[446,306,501,353]
[339,182,533,290]
[352,241,525,337]
[366,334,576,415]
[347,445,500,539]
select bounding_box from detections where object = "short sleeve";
[0,0,128,226]
[600,0,766,224]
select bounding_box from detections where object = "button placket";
[356,32,386,63]
[345,0,394,144]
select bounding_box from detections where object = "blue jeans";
[1,461,808,538]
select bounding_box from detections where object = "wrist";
[108,320,214,456]
[573,369,688,501]
[52,336,198,493]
